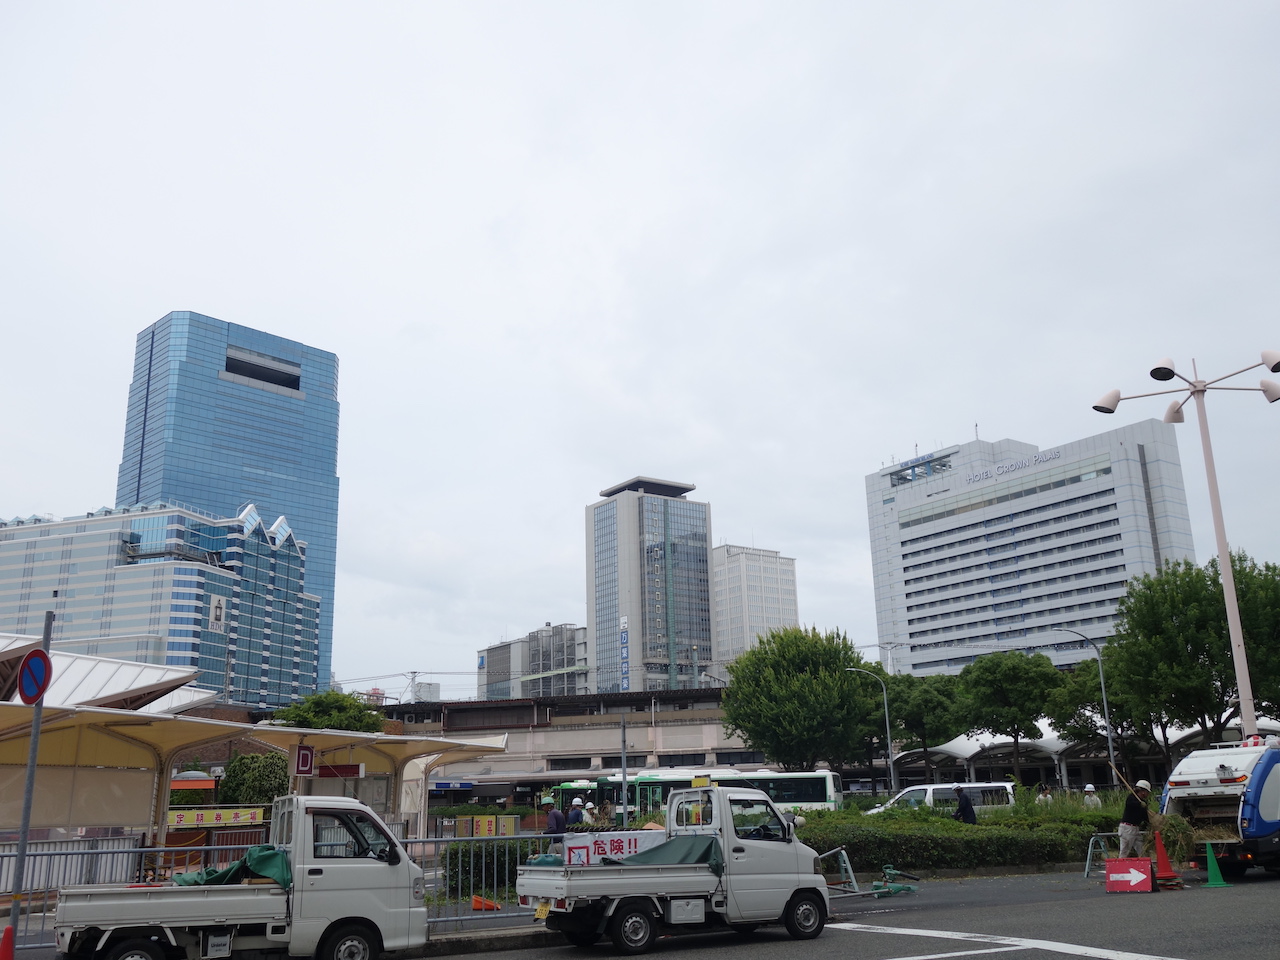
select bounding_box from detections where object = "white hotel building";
[865,420,1195,675]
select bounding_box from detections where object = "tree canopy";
[958,651,1062,782]
[721,626,882,771]
[889,672,967,779]
[1105,552,1280,754]
[218,752,289,805]
[273,689,386,732]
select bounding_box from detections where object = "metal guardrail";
[2,832,563,947]
[1,841,260,950]
[405,833,557,931]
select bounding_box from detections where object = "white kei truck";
[54,795,426,960]
[516,786,830,954]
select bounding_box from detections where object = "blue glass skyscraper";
[116,311,340,695]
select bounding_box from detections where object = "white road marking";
[828,922,1189,960]
[880,948,1024,960]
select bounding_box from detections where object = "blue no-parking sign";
[17,649,53,704]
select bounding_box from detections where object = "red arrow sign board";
[18,649,53,705]
[1104,857,1154,893]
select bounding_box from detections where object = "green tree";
[218,752,289,805]
[889,673,967,782]
[273,689,385,732]
[721,626,881,771]
[1106,552,1280,756]
[958,651,1062,783]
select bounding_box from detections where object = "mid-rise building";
[586,478,713,692]
[712,545,799,662]
[0,503,320,706]
[865,420,1194,674]
[478,623,588,699]
[116,312,340,690]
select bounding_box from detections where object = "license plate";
[534,900,551,919]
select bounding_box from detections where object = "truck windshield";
[729,797,785,841]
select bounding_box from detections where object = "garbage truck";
[1162,737,1280,876]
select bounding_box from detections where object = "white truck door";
[292,808,412,953]
[724,795,800,921]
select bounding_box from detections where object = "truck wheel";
[783,891,825,940]
[319,924,379,960]
[104,939,165,960]
[609,901,656,954]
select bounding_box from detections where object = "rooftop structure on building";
[116,312,340,690]
[0,502,320,707]
[712,545,799,662]
[865,419,1194,674]
[586,478,713,693]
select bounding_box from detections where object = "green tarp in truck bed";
[173,844,292,888]
[623,834,724,876]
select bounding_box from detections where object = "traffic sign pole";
[9,611,54,934]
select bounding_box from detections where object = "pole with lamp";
[1093,350,1280,738]
[846,667,898,794]
[1049,628,1118,787]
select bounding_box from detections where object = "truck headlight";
[413,876,425,900]
[813,856,823,875]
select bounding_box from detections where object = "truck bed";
[57,882,289,928]
[517,862,719,900]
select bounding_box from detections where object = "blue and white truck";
[1161,738,1280,876]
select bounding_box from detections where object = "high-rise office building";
[116,312,339,693]
[712,545,799,662]
[865,420,1194,674]
[0,503,319,706]
[586,478,713,693]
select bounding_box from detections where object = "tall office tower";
[476,623,588,699]
[0,503,319,707]
[116,312,339,696]
[866,420,1194,675]
[586,478,713,693]
[712,545,799,663]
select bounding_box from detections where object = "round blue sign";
[18,649,53,705]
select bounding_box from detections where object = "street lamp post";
[1051,628,1118,787]
[1093,350,1280,738]
[847,667,898,793]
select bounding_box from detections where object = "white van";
[864,782,1015,816]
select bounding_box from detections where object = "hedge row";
[797,812,1112,872]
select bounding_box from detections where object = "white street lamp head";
[1092,389,1121,414]
[1163,400,1185,424]
[1262,379,1280,404]
[1150,358,1177,381]
[1262,350,1280,374]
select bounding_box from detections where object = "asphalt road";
[21,868,1279,960]
[452,868,1280,960]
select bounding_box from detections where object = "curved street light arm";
[1049,628,1118,787]
[846,667,898,793]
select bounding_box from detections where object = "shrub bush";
[439,837,543,898]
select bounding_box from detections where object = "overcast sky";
[3,3,1278,699]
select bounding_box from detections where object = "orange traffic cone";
[1,924,15,960]
[471,895,501,911]
[1152,831,1183,889]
